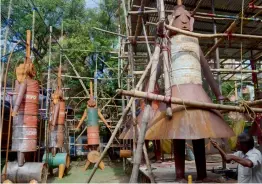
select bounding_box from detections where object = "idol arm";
[199,49,225,101]
[75,109,87,131]
[98,109,111,129]
[12,79,27,116]
[51,102,60,126]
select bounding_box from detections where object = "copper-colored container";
[120,150,132,158]
[87,126,100,145]
[56,125,64,148]
[58,101,65,125]
[18,79,39,116]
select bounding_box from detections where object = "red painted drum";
[87,126,100,145]
[19,79,39,116]
[58,101,65,125]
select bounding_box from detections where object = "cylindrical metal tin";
[3,162,48,183]
[58,101,65,125]
[49,127,57,148]
[170,34,202,86]
[120,150,132,158]
[42,153,70,168]
[49,125,64,148]
[87,126,100,145]
[18,79,39,115]
[12,115,37,152]
[87,108,98,127]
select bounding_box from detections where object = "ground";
[48,160,130,183]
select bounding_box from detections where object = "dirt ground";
[48,160,130,183]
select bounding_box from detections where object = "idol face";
[171,6,191,31]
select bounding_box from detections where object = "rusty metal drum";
[87,126,100,145]
[12,114,37,152]
[58,101,65,125]
[56,124,64,148]
[48,125,64,148]
[3,162,48,183]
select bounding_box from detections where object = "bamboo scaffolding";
[129,0,169,182]
[165,24,262,40]
[133,0,145,43]
[86,56,153,183]
[85,3,156,183]
[117,89,262,113]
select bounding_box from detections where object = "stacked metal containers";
[3,30,48,183]
[12,79,39,153]
[57,101,65,147]
[87,108,100,145]
[49,100,66,151]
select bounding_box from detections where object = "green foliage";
[221,81,234,97]
[2,0,123,132]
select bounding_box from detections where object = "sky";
[85,0,99,9]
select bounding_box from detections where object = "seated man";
[211,133,262,183]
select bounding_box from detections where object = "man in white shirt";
[211,133,262,183]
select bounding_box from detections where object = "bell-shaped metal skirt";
[145,84,235,140]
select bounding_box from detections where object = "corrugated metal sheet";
[129,0,262,61]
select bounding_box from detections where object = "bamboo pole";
[191,0,205,16]
[133,0,145,43]
[3,96,13,180]
[134,69,262,74]
[211,0,226,170]
[61,74,120,80]
[211,69,261,73]
[129,9,262,22]
[31,7,36,63]
[92,27,126,37]
[44,26,52,165]
[165,24,262,40]
[0,0,13,138]
[118,89,262,113]
[0,41,20,152]
[64,55,89,96]
[118,25,121,88]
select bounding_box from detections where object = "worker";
[211,133,262,183]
